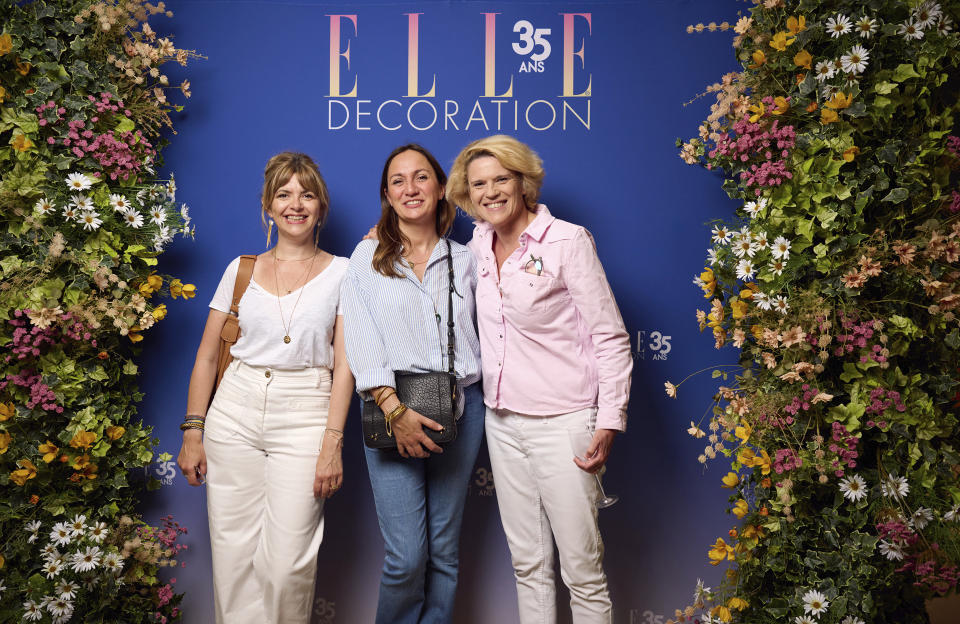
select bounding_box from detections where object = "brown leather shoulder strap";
[230,255,257,315]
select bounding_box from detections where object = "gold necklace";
[273,248,318,344]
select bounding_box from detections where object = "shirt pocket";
[509,273,568,315]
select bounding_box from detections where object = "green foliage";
[674,1,960,623]
[0,2,199,621]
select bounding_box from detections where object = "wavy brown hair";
[260,152,330,234]
[372,144,455,277]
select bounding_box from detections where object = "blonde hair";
[260,152,330,234]
[446,135,544,220]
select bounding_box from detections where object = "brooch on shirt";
[523,254,544,276]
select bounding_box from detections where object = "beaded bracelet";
[180,418,205,432]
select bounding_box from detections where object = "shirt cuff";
[355,369,396,395]
[596,407,627,432]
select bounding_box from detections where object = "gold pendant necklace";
[273,248,318,344]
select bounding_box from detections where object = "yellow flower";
[72,453,91,470]
[748,49,766,69]
[128,327,144,343]
[0,85,5,104]
[738,446,757,466]
[0,430,11,454]
[711,605,732,622]
[15,57,30,76]
[741,524,766,539]
[39,440,59,463]
[755,449,772,475]
[170,279,197,299]
[708,538,734,565]
[731,300,749,319]
[0,33,12,56]
[12,134,34,153]
[106,425,125,440]
[821,108,839,124]
[699,267,717,298]
[732,499,749,518]
[786,15,806,34]
[842,146,860,162]
[728,597,749,611]
[748,102,766,123]
[721,472,740,489]
[735,422,752,442]
[69,430,98,450]
[11,458,38,486]
[825,91,853,109]
[772,96,791,115]
[147,273,163,291]
[71,463,98,481]
[769,31,796,52]
[793,49,812,69]
[0,402,14,421]
[152,304,168,321]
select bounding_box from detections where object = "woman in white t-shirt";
[176,152,354,624]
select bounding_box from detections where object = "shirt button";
[265,370,271,378]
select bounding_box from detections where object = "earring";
[266,219,274,248]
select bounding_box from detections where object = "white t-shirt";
[209,255,348,369]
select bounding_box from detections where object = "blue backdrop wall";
[139,1,745,622]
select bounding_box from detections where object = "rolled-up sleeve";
[340,255,396,393]
[561,228,633,431]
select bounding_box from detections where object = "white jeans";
[204,360,331,624]
[485,406,612,624]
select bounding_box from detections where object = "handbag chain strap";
[445,239,456,400]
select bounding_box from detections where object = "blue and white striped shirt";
[341,238,482,395]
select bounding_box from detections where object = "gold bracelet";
[375,388,396,407]
[179,421,205,432]
[384,403,407,437]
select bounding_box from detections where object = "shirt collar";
[473,204,553,242]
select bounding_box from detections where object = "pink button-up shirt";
[468,205,632,431]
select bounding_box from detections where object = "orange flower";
[128,327,144,343]
[11,458,38,486]
[748,49,766,69]
[106,425,125,440]
[842,146,860,162]
[769,31,796,52]
[772,96,790,115]
[12,134,34,152]
[825,91,853,109]
[69,430,98,450]
[98,351,109,360]
[708,538,734,565]
[721,472,740,488]
[0,33,12,56]
[0,402,13,421]
[786,15,806,34]
[806,101,818,112]
[793,49,812,69]
[821,108,839,124]
[0,430,11,454]
[15,57,30,75]
[29,494,40,504]
[39,440,59,463]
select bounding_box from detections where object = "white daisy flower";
[62,206,79,222]
[41,544,60,560]
[744,197,766,217]
[25,520,42,542]
[767,258,785,277]
[914,2,942,29]
[65,172,92,191]
[43,558,64,579]
[46,597,73,618]
[82,575,100,591]
[841,45,870,74]
[55,581,78,600]
[50,522,73,546]
[733,237,757,259]
[899,19,925,40]
[707,248,719,266]
[180,203,191,226]
[693,578,711,602]
[944,506,959,521]
[826,14,852,38]
[79,210,103,231]
[153,226,173,252]
[802,589,830,616]
[795,617,816,624]
[772,236,792,260]
[754,292,772,311]
[167,175,177,200]
[910,507,934,530]
[108,194,131,212]
[693,275,705,288]
[936,15,953,34]
[881,474,910,498]
[822,83,841,100]
[814,60,836,82]
[70,545,101,573]
[68,194,94,211]
[879,539,905,560]
[855,16,878,38]
[753,231,770,252]
[68,514,87,538]
[23,599,43,621]
[88,521,108,543]
[149,206,167,225]
[841,617,866,624]
[102,551,124,573]
[839,474,867,502]
[34,198,57,215]
[736,259,756,280]
[123,207,145,229]
[773,295,790,314]
[711,225,732,245]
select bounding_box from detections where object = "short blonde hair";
[260,152,330,233]
[446,135,544,219]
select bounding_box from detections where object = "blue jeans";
[363,383,484,624]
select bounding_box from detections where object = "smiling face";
[466,155,529,233]
[267,173,321,242]
[383,149,444,227]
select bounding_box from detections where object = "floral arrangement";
[0,1,197,621]
[670,1,960,623]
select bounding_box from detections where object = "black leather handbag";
[361,240,458,450]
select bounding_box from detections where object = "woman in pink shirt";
[447,135,633,624]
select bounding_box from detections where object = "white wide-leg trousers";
[204,360,330,624]
[485,406,613,624]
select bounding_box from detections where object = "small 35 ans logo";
[143,453,177,486]
[634,330,672,361]
[313,596,336,624]
[629,609,670,624]
[512,19,552,72]
[469,466,496,497]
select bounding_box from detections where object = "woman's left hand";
[573,429,617,474]
[314,435,344,498]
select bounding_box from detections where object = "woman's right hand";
[177,429,207,486]
[391,407,444,458]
